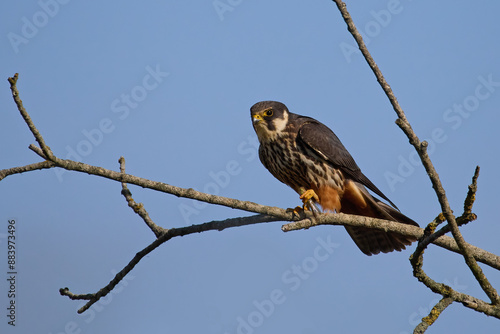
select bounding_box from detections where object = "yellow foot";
[286,206,305,218]
[299,189,319,207]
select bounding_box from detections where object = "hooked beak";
[252,114,263,124]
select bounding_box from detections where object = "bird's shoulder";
[286,112,317,129]
[291,114,359,170]
[292,113,398,209]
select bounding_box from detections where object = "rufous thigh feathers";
[316,181,417,255]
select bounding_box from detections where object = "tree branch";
[0,160,55,181]
[283,213,500,271]
[8,73,55,161]
[6,147,500,272]
[118,156,167,238]
[413,297,454,334]
[60,213,280,313]
[332,0,500,325]
[408,167,500,320]
[410,218,500,319]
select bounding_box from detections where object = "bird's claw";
[286,189,321,218]
[300,189,319,204]
[299,189,320,213]
[286,206,305,218]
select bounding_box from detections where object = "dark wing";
[297,119,399,210]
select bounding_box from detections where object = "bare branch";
[3,100,499,274]
[0,160,55,181]
[283,213,500,271]
[410,228,500,319]
[21,142,294,219]
[407,167,498,322]
[332,0,499,311]
[118,156,167,238]
[29,143,47,159]
[4,147,500,273]
[60,213,280,313]
[8,74,55,160]
[7,138,500,277]
[413,212,477,265]
[464,166,480,214]
[444,168,500,305]
[413,297,454,334]
[331,1,452,219]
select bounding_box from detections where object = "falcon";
[250,101,418,255]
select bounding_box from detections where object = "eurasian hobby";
[251,101,418,255]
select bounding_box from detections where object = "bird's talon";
[286,206,304,217]
[299,189,319,214]
[299,189,319,205]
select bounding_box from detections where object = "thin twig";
[118,156,166,238]
[410,232,500,319]
[443,167,499,304]
[60,214,280,313]
[464,166,480,214]
[410,213,499,319]
[8,74,55,160]
[0,160,55,181]
[446,168,499,304]
[413,212,477,262]
[413,297,454,334]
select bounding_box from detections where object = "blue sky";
[1,1,499,333]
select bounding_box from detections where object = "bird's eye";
[264,109,273,117]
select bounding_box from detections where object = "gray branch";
[332,0,500,330]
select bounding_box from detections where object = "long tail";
[340,182,418,256]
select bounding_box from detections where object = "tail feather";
[341,182,418,256]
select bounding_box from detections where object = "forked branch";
[332,0,500,330]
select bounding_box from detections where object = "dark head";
[250,101,290,142]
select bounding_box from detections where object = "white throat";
[254,111,289,142]
[272,112,288,134]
